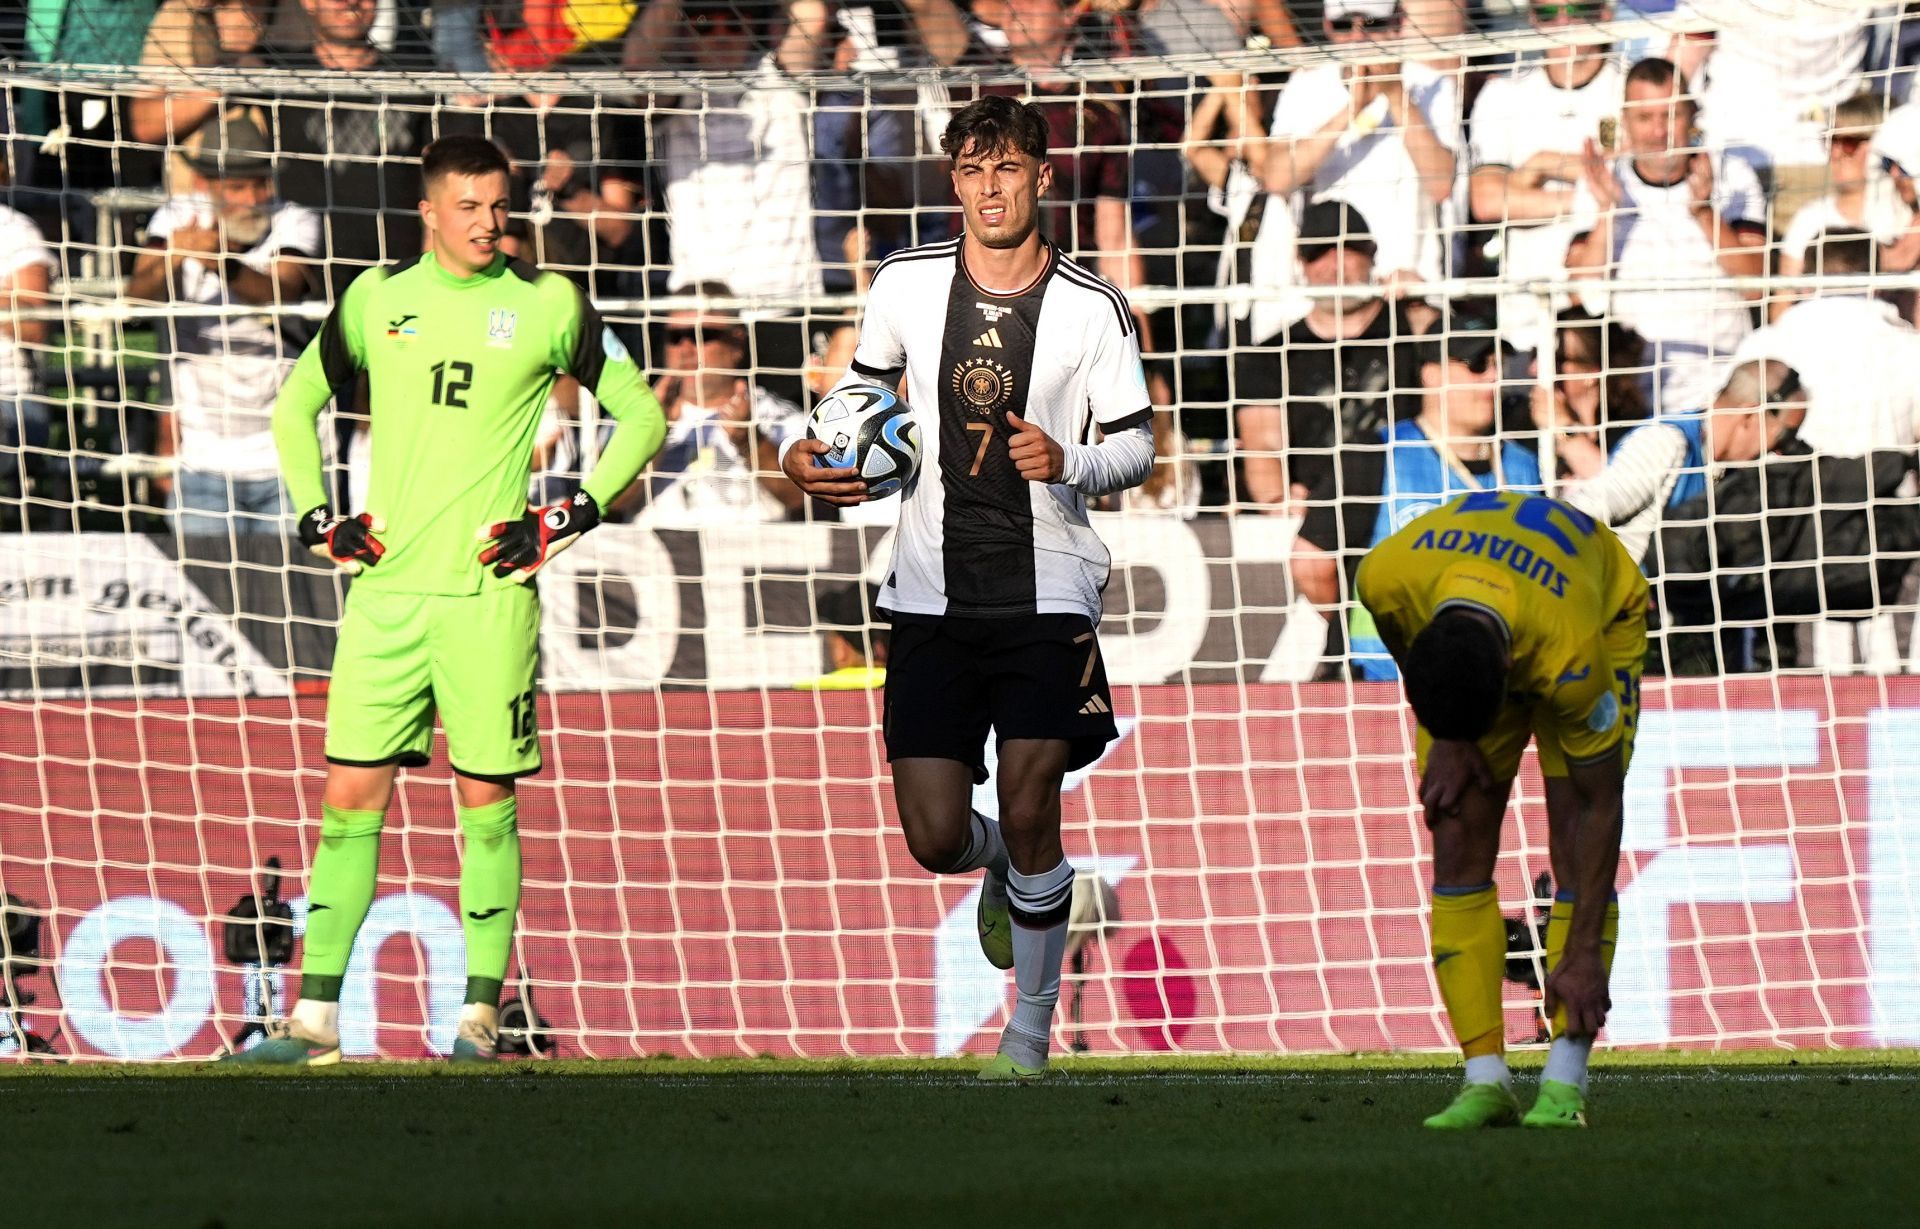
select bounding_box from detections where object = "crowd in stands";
[5,1,1920,677]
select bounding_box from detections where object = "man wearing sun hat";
[126,111,321,540]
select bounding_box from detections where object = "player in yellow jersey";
[1355,488,1648,1129]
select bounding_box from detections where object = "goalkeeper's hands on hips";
[299,506,386,574]
[477,490,601,583]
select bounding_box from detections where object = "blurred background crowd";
[4,0,1920,679]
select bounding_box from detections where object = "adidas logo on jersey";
[973,327,1004,348]
[1078,696,1111,716]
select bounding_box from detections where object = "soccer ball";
[807,384,922,499]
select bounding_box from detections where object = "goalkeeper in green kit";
[226,136,666,1065]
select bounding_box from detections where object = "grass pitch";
[6,1051,1919,1227]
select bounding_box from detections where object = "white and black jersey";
[838,238,1152,622]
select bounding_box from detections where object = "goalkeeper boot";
[1522,1079,1588,1129]
[221,1020,340,1067]
[1422,1081,1521,1130]
[977,869,1014,971]
[451,1004,499,1064]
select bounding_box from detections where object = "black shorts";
[883,613,1119,784]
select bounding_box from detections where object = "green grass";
[6,1052,1920,1227]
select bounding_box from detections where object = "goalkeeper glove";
[477,490,601,583]
[299,507,385,574]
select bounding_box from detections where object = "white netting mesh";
[6,0,1920,1060]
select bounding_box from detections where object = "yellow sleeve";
[1544,634,1625,764]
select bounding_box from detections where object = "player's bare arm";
[1546,746,1626,1037]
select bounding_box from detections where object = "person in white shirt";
[0,163,54,513]
[1737,229,1920,459]
[1264,0,1460,295]
[611,288,805,527]
[1566,56,1766,416]
[1773,93,1920,320]
[624,0,821,306]
[125,112,320,540]
[1669,0,1869,233]
[1467,1,1622,357]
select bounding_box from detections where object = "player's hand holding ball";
[782,437,870,507]
[477,490,601,583]
[299,506,385,574]
[1006,411,1064,483]
[787,384,922,506]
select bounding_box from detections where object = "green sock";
[458,796,521,1008]
[299,804,385,1002]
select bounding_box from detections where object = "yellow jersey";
[1355,490,1649,764]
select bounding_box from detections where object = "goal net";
[4,0,1920,1060]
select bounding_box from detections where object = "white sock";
[1003,859,1074,1068]
[952,810,1009,882]
[1542,1034,1594,1093]
[290,997,340,1044]
[1464,1054,1512,1088]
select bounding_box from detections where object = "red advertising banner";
[3,677,1917,1060]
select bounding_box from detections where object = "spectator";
[609,286,806,526]
[1531,305,1650,483]
[1291,302,1543,680]
[1670,0,1869,234]
[1567,357,1801,571]
[1467,1,1622,358]
[1738,229,1920,458]
[1188,75,1305,351]
[0,149,54,517]
[141,0,270,69]
[1639,359,1877,675]
[1566,56,1766,416]
[624,0,820,304]
[1107,0,1300,57]
[790,1,970,290]
[137,0,442,296]
[1264,0,1460,299]
[263,0,440,291]
[1657,439,1920,675]
[1774,93,1920,318]
[19,0,167,209]
[131,0,272,171]
[1234,200,1424,510]
[125,113,320,539]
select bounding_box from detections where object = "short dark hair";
[1403,609,1508,742]
[940,95,1050,163]
[421,135,511,193]
[1625,56,1680,94]
[1808,227,1876,276]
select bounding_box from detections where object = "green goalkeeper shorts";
[324,583,542,780]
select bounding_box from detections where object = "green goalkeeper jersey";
[273,251,666,596]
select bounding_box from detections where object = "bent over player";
[782,95,1155,1079]
[233,136,666,1064]
[1356,489,1646,1127]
